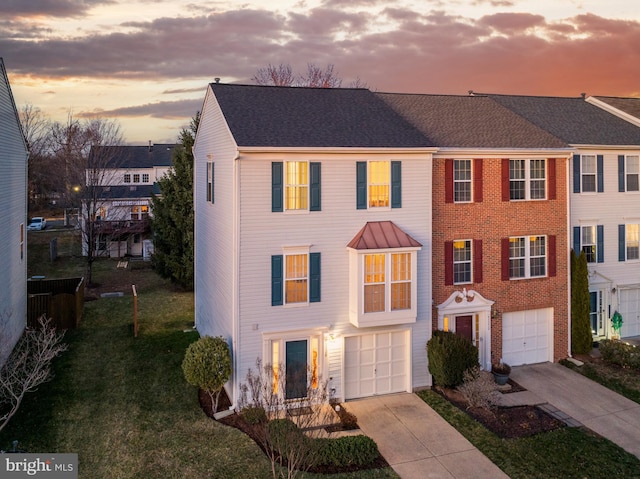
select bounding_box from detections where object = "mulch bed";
[434,385,565,438]
[198,389,390,474]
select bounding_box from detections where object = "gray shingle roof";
[90,144,176,169]
[209,83,434,148]
[376,93,568,149]
[486,94,640,146]
[98,184,160,200]
[592,96,640,122]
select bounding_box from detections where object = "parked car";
[27,217,46,231]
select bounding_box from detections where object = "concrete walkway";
[505,363,640,460]
[346,393,509,479]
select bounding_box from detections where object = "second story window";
[626,155,639,192]
[285,161,308,210]
[454,160,472,202]
[364,253,385,312]
[133,174,140,183]
[509,159,546,200]
[508,235,546,279]
[581,155,597,193]
[124,174,131,183]
[626,224,639,261]
[368,161,390,208]
[142,173,150,183]
[581,226,597,263]
[453,240,472,284]
[356,161,402,209]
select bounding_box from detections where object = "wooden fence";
[27,277,85,329]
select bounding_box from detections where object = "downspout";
[231,149,240,410]
[566,154,572,359]
[191,145,198,330]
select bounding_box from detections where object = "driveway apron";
[346,393,509,479]
[510,363,640,460]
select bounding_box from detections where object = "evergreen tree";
[571,250,592,354]
[150,113,199,290]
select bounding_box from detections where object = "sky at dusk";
[2,0,639,144]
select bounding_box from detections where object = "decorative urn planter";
[491,362,511,385]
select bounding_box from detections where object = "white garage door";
[619,289,640,337]
[344,330,409,400]
[502,308,552,366]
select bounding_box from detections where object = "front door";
[590,291,605,337]
[456,315,473,343]
[285,340,307,400]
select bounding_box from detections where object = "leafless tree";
[252,64,295,86]
[239,359,333,479]
[48,112,125,284]
[302,63,342,88]
[253,63,353,89]
[0,314,67,434]
[19,104,55,209]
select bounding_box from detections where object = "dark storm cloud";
[0,0,114,18]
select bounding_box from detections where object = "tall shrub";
[571,250,592,354]
[182,336,231,412]
[427,330,479,387]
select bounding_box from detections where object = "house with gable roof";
[378,92,573,368]
[193,83,435,404]
[488,93,640,341]
[85,143,174,258]
[0,58,29,364]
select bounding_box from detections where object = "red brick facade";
[432,156,569,364]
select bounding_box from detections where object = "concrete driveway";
[346,393,508,479]
[509,362,640,460]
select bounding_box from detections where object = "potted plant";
[491,361,511,385]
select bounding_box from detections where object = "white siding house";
[490,94,640,341]
[193,84,435,405]
[0,58,29,364]
[84,143,174,258]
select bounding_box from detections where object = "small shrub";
[599,340,640,370]
[266,418,305,454]
[182,336,232,412]
[241,405,267,425]
[457,367,500,410]
[427,330,479,387]
[315,435,379,467]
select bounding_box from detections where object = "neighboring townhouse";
[193,84,435,405]
[85,143,174,258]
[489,94,640,341]
[586,96,640,128]
[378,93,572,368]
[0,58,29,364]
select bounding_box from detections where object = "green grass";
[561,359,640,405]
[417,390,640,479]
[4,237,398,478]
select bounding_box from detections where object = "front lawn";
[418,389,640,478]
[1,262,397,478]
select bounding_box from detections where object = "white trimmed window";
[627,224,639,261]
[626,156,639,192]
[285,253,308,304]
[142,173,150,183]
[368,161,390,208]
[123,173,131,183]
[133,173,140,183]
[364,251,413,313]
[285,161,308,211]
[510,159,546,200]
[581,155,597,193]
[453,240,472,284]
[581,225,597,263]
[454,160,472,203]
[509,235,546,279]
